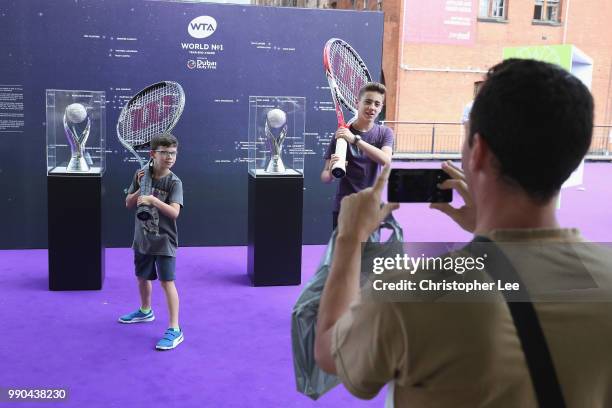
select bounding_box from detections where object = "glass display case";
[46,89,106,175]
[248,96,305,177]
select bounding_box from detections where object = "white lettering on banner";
[188,16,217,39]
[181,43,224,51]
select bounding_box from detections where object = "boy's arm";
[351,127,394,166]
[137,178,183,220]
[321,132,337,183]
[125,170,144,209]
[125,190,140,209]
[321,159,333,183]
[336,127,393,166]
[353,142,392,166]
[137,196,180,220]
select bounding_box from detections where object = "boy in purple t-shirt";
[321,82,394,230]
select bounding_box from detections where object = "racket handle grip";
[136,162,153,221]
[331,138,347,178]
[139,162,153,196]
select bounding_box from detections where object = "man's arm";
[314,233,362,374]
[315,165,398,374]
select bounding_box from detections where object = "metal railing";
[383,121,612,161]
[589,125,612,159]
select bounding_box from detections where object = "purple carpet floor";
[0,162,610,407]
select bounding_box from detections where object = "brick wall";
[396,0,612,125]
[251,0,612,128]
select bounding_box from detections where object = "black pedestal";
[247,173,303,286]
[48,174,105,290]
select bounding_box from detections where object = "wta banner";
[403,0,477,45]
[0,0,383,248]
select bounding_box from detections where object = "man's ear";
[470,133,489,173]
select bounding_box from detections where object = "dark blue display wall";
[0,0,383,248]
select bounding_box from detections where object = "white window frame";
[479,0,508,20]
[534,0,561,22]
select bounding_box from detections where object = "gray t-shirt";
[128,170,184,257]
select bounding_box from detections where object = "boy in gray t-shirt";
[118,133,185,351]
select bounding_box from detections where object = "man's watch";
[352,134,362,145]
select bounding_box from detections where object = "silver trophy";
[63,103,91,172]
[264,108,288,173]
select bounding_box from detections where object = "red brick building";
[392,0,612,127]
[255,0,612,155]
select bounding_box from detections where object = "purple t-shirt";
[324,123,394,212]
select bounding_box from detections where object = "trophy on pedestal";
[63,103,91,172]
[264,108,288,173]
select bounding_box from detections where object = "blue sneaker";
[156,328,184,350]
[118,309,155,324]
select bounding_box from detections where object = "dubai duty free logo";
[188,16,217,39]
[186,59,217,70]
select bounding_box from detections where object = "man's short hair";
[359,82,386,99]
[473,80,484,98]
[151,133,179,150]
[469,58,593,203]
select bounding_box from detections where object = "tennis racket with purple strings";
[117,81,185,221]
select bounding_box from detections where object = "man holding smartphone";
[315,59,612,406]
[320,82,394,230]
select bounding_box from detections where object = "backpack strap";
[468,236,566,408]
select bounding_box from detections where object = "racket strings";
[329,43,369,109]
[119,84,183,147]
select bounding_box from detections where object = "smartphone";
[387,169,452,203]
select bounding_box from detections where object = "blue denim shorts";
[134,252,176,281]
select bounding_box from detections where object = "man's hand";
[137,195,156,207]
[337,165,399,242]
[335,127,356,144]
[430,160,476,233]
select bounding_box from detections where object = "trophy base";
[247,173,303,286]
[48,173,104,290]
[67,156,90,172]
[84,151,94,166]
[265,156,285,173]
